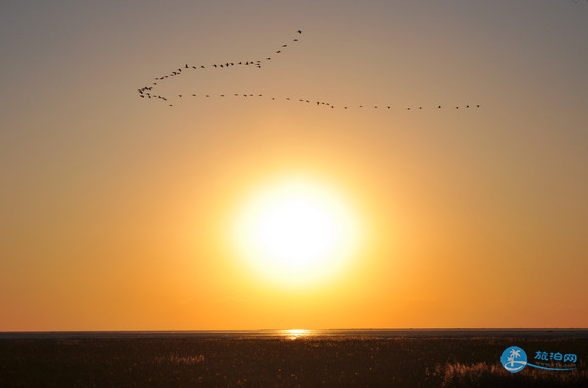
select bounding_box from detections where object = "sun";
[232,177,363,287]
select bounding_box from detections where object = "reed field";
[1,336,586,387]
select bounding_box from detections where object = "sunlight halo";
[231,176,364,288]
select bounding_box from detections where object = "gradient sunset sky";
[1,0,587,331]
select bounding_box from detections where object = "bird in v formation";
[137,29,480,110]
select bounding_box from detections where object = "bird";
[297,30,302,34]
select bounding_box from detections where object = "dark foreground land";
[1,335,587,387]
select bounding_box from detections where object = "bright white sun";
[232,177,363,287]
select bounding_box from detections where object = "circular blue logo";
[501,346,527,373]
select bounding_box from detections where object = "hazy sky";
[1,0,587,330]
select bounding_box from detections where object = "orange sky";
[1,0,587,330]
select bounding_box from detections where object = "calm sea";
[1,329,587,340]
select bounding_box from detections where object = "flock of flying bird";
[137,30,481,111]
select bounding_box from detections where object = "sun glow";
[232,177,363,287]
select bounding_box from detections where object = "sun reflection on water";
[284,329,310,339]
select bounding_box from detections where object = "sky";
[1,0,587,331]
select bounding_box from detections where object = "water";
[1,328,587,340]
